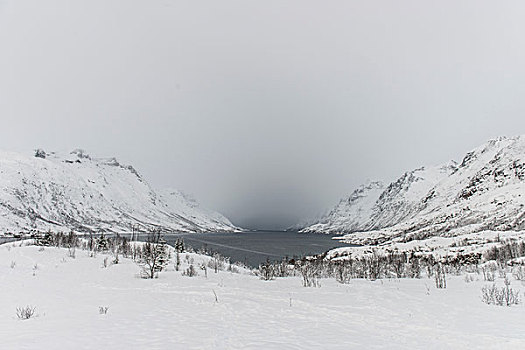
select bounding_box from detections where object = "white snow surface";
[328,230,525,261]
[0,149,240,234]
[301,136,525,245]
[1,243,524,349]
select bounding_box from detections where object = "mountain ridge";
[0,149,240,234]
[299,135,525,245]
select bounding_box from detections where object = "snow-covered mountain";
[300,136,525,245]
[0,149,240,234]
[300,181,386,234]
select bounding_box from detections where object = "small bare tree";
[297,260,321,288]
[140,231,170,279]
[434,263,447,289]
[258,260,275,281]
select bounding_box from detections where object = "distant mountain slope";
[300,181,385,234]
[300,136,525,245]
[0,149,240,234]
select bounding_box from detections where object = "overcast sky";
[2,1,525,229]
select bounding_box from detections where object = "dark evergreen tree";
[97,233,110,251]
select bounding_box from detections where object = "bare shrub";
[16,306,36,320]
[207,253,226,273]
[10,261,16,269]
[387,251,407,278]
[335,261,352,284]
[482,263,497,282]
[482,284,497,305]
[434,264,447,289]
[512,266,525,281]
[481,277,521,306]
[485,241,525,267]
[34,148,46,158]
[408,253,421,279]
[297,260,321,288]
[99,306,109,314]
[258,260,275,281]
[183,264,198,277]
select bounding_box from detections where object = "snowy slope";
[0,149,240,234]
[300,181,385,234]
[300,166,456,235]
[301,136,525,245]
[2,243,525,349]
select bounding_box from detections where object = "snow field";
[1,243,525,349]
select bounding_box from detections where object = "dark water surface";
[0,231,353,268]
[133,231,352,267]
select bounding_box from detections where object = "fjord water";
[143,231,351,267]
[164,231,350,267]
[0,231,351,267]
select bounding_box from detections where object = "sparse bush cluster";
[35,231,138,259]
[207,253,226,273]
[183,264,198,277]
[32,230,174,278]
[482,262,497,282]
[258,260,276,281]
[36,231,80,248]
[256,258,295,281]
[297,259,321,287]
[252,250,486,288]
[484,240,525,267]
[16,306,36,320]
[512,266,525,280]
[247,242,524,301]
[481,277,520,306]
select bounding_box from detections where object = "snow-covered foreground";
[1,243,524,349]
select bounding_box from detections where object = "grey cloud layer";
[2,0,525,229]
